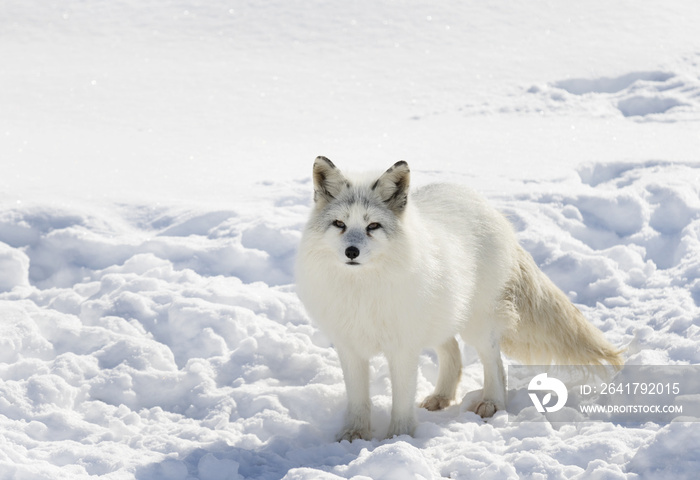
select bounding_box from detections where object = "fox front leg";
[385,350,420,439]
[335,345,371,441]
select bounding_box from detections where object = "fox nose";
[345,246,360,260]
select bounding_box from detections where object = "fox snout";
[342,229,366,265]
[345,246,360,260]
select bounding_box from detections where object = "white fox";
[295,157,623,441]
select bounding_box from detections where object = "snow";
[1,1,700,479]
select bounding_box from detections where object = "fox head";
[308,156,410,267]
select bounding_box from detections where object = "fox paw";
[420,394,452,411]
[386,417,417,439]
[336,427,370,442]
[468,400,499,418]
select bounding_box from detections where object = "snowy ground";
[2,1,700,479]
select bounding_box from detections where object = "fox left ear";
[312,156,349,206]
[372,161,410,214]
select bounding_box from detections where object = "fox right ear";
[372,161,410,214]
[312,156,348,205]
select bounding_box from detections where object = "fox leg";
[420,337,462,411]
[467,335,506,417]
[385,350,420,438]
[335,345,371,441]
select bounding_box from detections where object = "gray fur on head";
[312,157,411,214]
[372,161,410,214]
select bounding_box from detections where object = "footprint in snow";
[549,68,699,120]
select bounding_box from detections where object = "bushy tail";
[500,246,624,367]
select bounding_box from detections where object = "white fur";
[295,158,622,441]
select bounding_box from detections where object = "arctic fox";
[295,157,623,441]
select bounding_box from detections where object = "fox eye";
[366,222,381,232]
[332,220,346,230]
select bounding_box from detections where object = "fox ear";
[372,161,410,214]
[312,156,348,205]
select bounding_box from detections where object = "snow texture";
[1,1,700,479]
